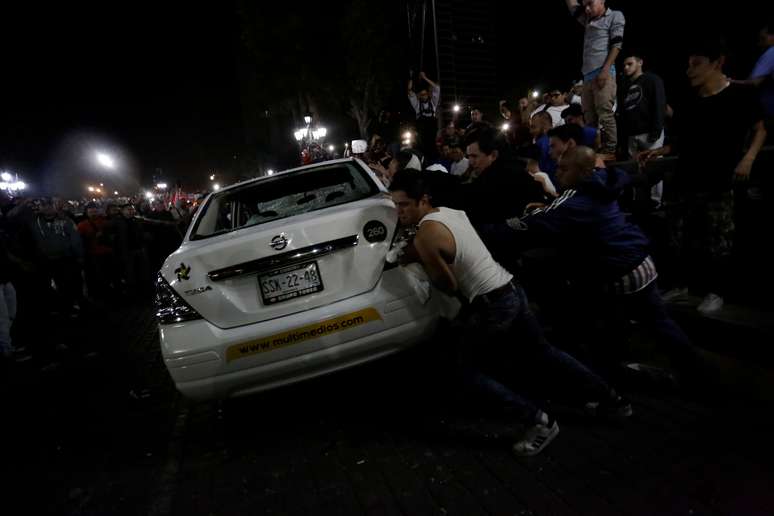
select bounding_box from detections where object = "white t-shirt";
[530,104,568,127]
[450,157,469,176]
[419,207,513,302]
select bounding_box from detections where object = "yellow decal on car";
[226,308,383,362]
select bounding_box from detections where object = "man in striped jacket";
[486,146,702,384]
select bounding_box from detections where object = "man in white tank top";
[389,170,631,457]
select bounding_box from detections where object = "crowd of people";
[0,193,198,366]
[360,4,771,314]
[354,3,772,454]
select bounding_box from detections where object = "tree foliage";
[237,0,406,139]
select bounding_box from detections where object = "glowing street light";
[114,191,119,195]
[453,104,461,113]
[144,191,154,200]
[531,90,540,99]
[96,152,115,170]
[403,131,412,140]
[328,145,335,152]
[209,174,215,181]
[95,188,102,193]
[501,123,510,131]
[0,172,11,182]
[87,186,95,192]
[213,183,221,191]
[304,114,312,125]
[156,183,167,189]
[1,181,26,191]
[99,183,104,187]
[267,169,274,176]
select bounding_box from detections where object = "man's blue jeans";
[0,282,17,356]
[452,282,612,423]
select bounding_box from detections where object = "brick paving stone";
[5,303,774,516]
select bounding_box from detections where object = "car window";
[191,162,379,239]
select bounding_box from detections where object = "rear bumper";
[159,272,442,400]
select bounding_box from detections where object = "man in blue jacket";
[483,146,702,383]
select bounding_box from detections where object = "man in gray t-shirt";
[565,0,625,158]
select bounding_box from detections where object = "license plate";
[258,262,324,305]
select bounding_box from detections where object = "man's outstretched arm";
[413,221,458,295]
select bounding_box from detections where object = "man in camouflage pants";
[640,38,767,313]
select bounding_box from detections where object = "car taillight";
[155,273,203,325]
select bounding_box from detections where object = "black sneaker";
[585,395,633,418]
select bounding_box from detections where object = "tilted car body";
[156,158,444,400]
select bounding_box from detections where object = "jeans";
[0,282,17,355]
[452,282,612,423]
[48,258,84,308]
[622,282,698,372]
[561,280,702,380]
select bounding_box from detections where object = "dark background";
[1,1,769,197]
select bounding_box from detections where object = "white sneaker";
[697,293,724,313]
[661,287,689,302]
[513,413,559,457]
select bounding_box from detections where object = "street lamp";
[0,172,11,182]
[453,104,461,113]
[267,169,274,176]
[531,90,540,99]
[114,191,119,195]
[213,183,221,191]
[501,123,510,131]
[293,114,329,163]
[96,152,115,170]
[156,183,167,190]
[209,174,215,181]
[87,186,95,192]
[328,145,334,152]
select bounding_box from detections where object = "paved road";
[3,303,774,515]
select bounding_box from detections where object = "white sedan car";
[156,158,446,400]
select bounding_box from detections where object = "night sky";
[2,2,770,198]
[3,3,243,196]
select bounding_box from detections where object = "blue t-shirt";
[581,126,598,147]
[751,46,774,118]
[536,134,558,182]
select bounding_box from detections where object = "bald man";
[481,147,703,385]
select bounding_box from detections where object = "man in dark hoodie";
[483,147,701,382]
[34,198,84,313]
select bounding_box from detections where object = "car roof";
[216,158,371,194]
